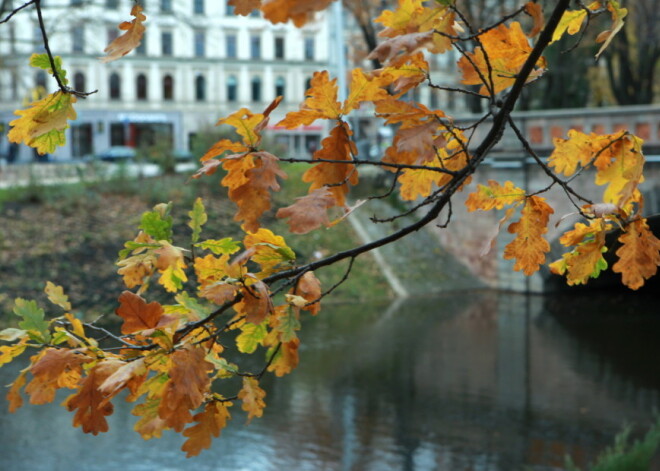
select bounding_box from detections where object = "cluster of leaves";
[2,0,659,458]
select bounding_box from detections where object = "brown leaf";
[100,5,147,63]
[238,280,274,325]
[25,348,90,405]
[294,271,322,315]
[181,401,232,457]
[367,31,434,66]
[158,345,213,432]
[115,291,164,335]
[276,187,335,234]
[229,0,261,16]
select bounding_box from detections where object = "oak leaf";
[98,358,148,404]
[7,370,27,413]
[229,0,261,16]
[158,346,213,432]
[278,71,342,127]
[25,348,89,405]
[612,218,660,290]
[343,68,391,114]
[267,339,300,377]
[503,196,554,276]
[188,197,207,244]
[524,2,544,37]
[243,228,295,276]
[595,1,627,59]
[100,5,147,63]
[465,180,526,211]
[276,187,335,234]
[8,91,77,155]
[261,0,333,27]
[236,321,268,354]
[294,271,322,315]
[45,281,71,311]
[115,291,164,335]
[64,360,123,435]
[237,280,273,325]
[238,377,266,423]
[154,242,188,293]
[368,31,435,66]
[133,398,168,440]
[181,401,232,457]
[550,219,610,285]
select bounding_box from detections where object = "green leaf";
[29,53,69,85]
[174,292,211,320]
[236,322,267,354]
[13,298,51,343]
[255,242,296,262]
[188,197,207,244]
[204,354,238,378]
[118,241,160,260]
[196,238,241,255]
[276,307,300,343]
[140,207,173,241]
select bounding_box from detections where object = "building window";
[109,72,121,100]
[226,3,234,15]
[194,0,204,14]
[74,72,85,92]
[161,32,173,56]
[249,8,259,17]
[106,0,118,9]
[71,0,83,6]
[195,75,206,101]
[107,28,119,45]
[305,77,312,93]
[304,37,314,61]
[72,26,84,53]
[136,74,147,100]
[194,30,205,57]
[226,34,237,58]
[163,75,174,100]
[161,0,172,13]
[33,25,44,52]
[35,71,47,89]
[275,76,285,98]
[251,76,261,102]
[250,35,261,59]
[274,37,284,59]
[227,75,237,102]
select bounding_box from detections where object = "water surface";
[1,292,659,470]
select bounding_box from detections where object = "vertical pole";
[333,1,347,102]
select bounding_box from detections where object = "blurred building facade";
[0,0,332,161]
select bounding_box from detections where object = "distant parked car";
[97,146,136,162]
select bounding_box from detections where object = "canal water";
[1,291,659,471]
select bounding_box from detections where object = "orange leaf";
[294,271,322,315]
[503,196,554,275]
[303,122,358,208]
[267,339,300,377]
[343,68,391,114]
[238,377,266,423]
[550,219,610,285]
[199,282,239,305]
[368,31,435,66]
[612,218,660,290]
[243,228,295,276]
[64,360,123,435]
[524,2,545,37]
[158,345,213,432]
[181,401,232,457]
[132,398,168,440]
[237,280,273,325]
[228,0,261,16]
[115,291,164,335]
[25,348,90,405]
[277,71,342,128]
[100,5,147,63]
[98,358,147,405]
[7,370,27,413]
[261,0,333,27]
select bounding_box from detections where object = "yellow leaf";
[154,242,188,293]
[551,8,588,43]
[132,398,168,440]
[99,4,147,63]
[8,91,77,155]
[342,68,390,113]
[25,348,90,405]
[465,180,526,211]
[503,196,554,276]
[551,219,610,285]
[595,1,627,59]
[277,71,342,128]
[612,218,660,290]
[243,228,295,277]
[44,281,72,311]
[238,377,266,423]
[594,134,644,207]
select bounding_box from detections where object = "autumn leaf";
[612,218,660,290]
[236,280,273,325]
[243,228,295,277]
[342,68,391,114]
[277,187,335,234]
[100,4,147,63]
[7,370,27,413]
[278,71,342,128]
[374,53,429,95]
[271,306,300,343]
[302,122,358,208]
[368,31,435,66]
[229,0,261,16]
[550,219,610,285]
[8,91,77,155]
[140,203,173,242]
[458,22,546,95]
[25,348,89,405]
[294,271,322,315]
[261,0,334,27]
[29,53,68,85]
[595,0,627,59]
[594,134,644,207]
[465,180,526,212]
[503,196,554,276]
[236,321,268,354]
[267,339,300,377]
[238,377,266,423]
[133,397,168,440]
[188,197,207,244]
[195,238,241,256]
[45,281,72,311]
[0,338,28,367]
[200,282,239,305]
[65,360,123,435]
[551,8,588,43]
[524,2,545,37]
[181,401,232,457]
[154,242,188,293]
[115,291,164,335]
[98,358,148,403]
[158,346,213,432]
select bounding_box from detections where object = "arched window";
[109,72,121,100]
[227,75,237,102]
[35,71,47,89]
[136,73,147,100]
[275,76,285,99]
[163,75,174,100]
[251,76,261,102]
[74,72,85,92]
[195,75,206,101]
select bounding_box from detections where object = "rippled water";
[1,291,659,471]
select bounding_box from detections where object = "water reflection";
[1,292,659,471]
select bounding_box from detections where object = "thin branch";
[278,156,458,176]
[0,0,34,24]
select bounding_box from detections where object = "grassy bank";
[0,163,391,320]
